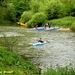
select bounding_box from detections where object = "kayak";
[33,40,50,46]
[45,27,59,31]
[31,27,59,31]
[31,27,45,30]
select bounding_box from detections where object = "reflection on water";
[0,26,75,72]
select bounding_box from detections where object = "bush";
[70,22,75,31]
[27,12,47,28]
[20,11,33,23]
[27,19,34,28]
[49,16,75,27]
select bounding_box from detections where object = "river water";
[0,26,75,72]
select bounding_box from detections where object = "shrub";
[27,12,47,28]
[70,21,75,31]
[49,16,75,27]
[20,11,33,23]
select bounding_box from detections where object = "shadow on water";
[0,26,75,72]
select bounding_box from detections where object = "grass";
[41,65,75,75]
[49,16,75,28]
[0,46,40,75]
[70,21,75,32]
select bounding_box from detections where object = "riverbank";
[58,27,71,31]
[0,46,40,75]
[49,16,75,32]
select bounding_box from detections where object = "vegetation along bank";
[0,0,75,31]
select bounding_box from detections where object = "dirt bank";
[58,28,71,31]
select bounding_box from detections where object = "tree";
[60,0,75,16]
[13,0,30,21]
[44,0,62,20]
[30,0,40,13]
[27,12,47,27]
[0,0,12,21]
[5,3,16,22]
[20,11,33,23]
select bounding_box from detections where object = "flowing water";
[0,26,75,72]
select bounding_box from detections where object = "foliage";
[5,3,16,22]
[43,0,63,20]
[41,65,75,75]
[60,0,75,16]
[1,0,75,23]
[14,0,30,21]
[30,0,40,13]
[70,21,75,31]
[0,46,40,75]
[0,6,6,20]
[27,12,47,27]
[0,0,30,22]
[20,11,33,23]
[49,16,75,27]
[0,0,12,6]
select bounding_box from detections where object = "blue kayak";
[31,27,45,30]
[31,27,59,31]
[33,41,50,46]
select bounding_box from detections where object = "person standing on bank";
[48,22,51,28]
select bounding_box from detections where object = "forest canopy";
[0,0,75,27]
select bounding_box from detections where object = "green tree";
[30,0,40,13]
[44,0,62,20]
[5,3,16,22]
[13,0,30,21]
[0,0,30,22]
[60,0,75,16]
[27,12,47,27]
[0,6,6,20]
[20,11,33,23]
[0,0,12,21]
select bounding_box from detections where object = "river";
[0,26,75,72]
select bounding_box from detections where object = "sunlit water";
[0,26,75,72]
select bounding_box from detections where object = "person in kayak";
[35,25,38,29]
[38,38,44,43]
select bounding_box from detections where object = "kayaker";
[48,22,51,28]
[45,22,51,28]
[38,38,44,43]
[35,25,38,29]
